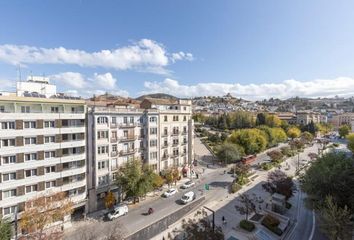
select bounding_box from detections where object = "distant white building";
[16,76,57,98]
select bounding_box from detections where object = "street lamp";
[203,206,215,231]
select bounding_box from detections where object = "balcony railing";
[119,149,136,156]
[110,123,118,128]
[162,154,169,160]
[182,131,188,135]
[110,137,118,143]
[119,123,140,128]
[120,135,137,142]
[181,141,187,145]
[161,144,169,148]
[171,132,179,136]
[161,132,168,137]
[172,142,179,147]
[111,151,118,157]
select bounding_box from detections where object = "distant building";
[296,111,321,125]
[328,113,354,129]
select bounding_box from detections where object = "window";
[184,106,187,111]
[51,107,59,113]
[149,117,157,122]
[3,189,16,199]
[111,117,116,124]
[45,136,55,143]
[25,137,36,145]
[112,144,117,152]
[45,151,56,159]
[26,185,38,193]
[97,131,108,139]
[173,139,179,145]
[150,139,157,147]
[183,116,187,121]
[46,181,56,189]
[24,121,36,129]
[183,126,187,133]
[98,146,109,155]
[25,169,37,177]
[123,117,127,124]
[150,128,157,135]
[111,131,117,139]
[97,117,108,124]
[45,166,56,173]
[0,106,4,113]
[2,139,15,147]
[150,152,157,160]
[25,153,37,161]
[44,121,55,128]
[3,172,16,181]
[98,160,108,170]
[164,115,168,122]
[3,206,16,216]
[98,175,109,185]
[1,122,15,129]
[130,117,134,123]
[21,106,30,113]
[2,155,16,164]
[173,116,179,121]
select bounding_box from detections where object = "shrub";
[230,182,242,193]
[236,177,249,186]
[261,162,274,170]
[239,220,255,232]
[261,214,282,236]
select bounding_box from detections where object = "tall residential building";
[87,98,194,212]
[0,77,87,225]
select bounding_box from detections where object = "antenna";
[17,64,22,82]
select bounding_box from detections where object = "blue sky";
[1,0,354,99]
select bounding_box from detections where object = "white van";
[180,191,196,204]
[107,204,128,220]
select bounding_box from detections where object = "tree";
[115,159,155,203]
[229,111,255,129]
[265,115,282,128]
[228,129,268,154]
[263,170,296,200]
[316,123,332,135]
[180,210,224,240]
[319,196,353,240]
[234,162,250,185]
[346,133,354,154]
[338,124,351,138]
[289,139,304,152]
[301,152,354,212]
[300,131,314,144]
[301,121,317,135]
[164,167,180,186]
[215,143,244,164]
[287,127,301,139]
[0,219,11,240]
[280,146,292,157]
[271,127,287,144]
[267,150,284,163]
[151,173,164,189]
[105,191,116,209]
[256,113,266,126]
[20,192,73,240]
[234,193,258,220]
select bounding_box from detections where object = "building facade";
[86,98,194,213]
[0,78,87,224]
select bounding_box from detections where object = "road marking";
[308,209,316,240]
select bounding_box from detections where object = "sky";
[1,0,354,100]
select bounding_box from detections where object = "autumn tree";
[164,167,180,187]
[228,129,268,154]
[265,114,281,128]
[267,150,284,163]
[233,162,250,185]
[263,170,296,200]
[151,173,164,189]
[20,192,73,240]
[338,124,351,138]
[300,131,314,144]
[105,191,116,209]
[287,127,301,139]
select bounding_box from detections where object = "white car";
[163,188,178,198]
[107,204,128,220]
[181,191,196,204]
[181,180,195,189]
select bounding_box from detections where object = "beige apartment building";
[296,111,321,125]
[86,98,194,212]
[328,113,354,129]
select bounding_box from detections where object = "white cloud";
[141,77,354,100]
[0,39,193,74]
[92,72,116,89]
[50,72,86,89]
[170,51,194,63]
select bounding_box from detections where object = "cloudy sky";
[1,1,354,100]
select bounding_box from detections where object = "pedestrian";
[196,173,199,179]
[224,170,226,174]
[222,216,227,225]
[266,203,268,209]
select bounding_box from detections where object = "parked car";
[162,188,178,198]
[180,191,196,204]
[181,180,195,189]
[107,204,128,220]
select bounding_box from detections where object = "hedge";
[261,214,282,236]
[239,220,255,232]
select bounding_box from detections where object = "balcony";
[182,131,188,135]
[110,137,118,143]
[110,123,118,128]
[119,123,140,128]
[111,151,118,157]
[181,141,187,145]
[161,132,168,137]
[161,144,169,148]
[138,134,145,139]
[172,142,179,147]
[171,132,179,136]
[162,154,169,160]
[120,135,137,142]
[119,149,136,156]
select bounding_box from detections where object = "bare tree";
[234,193,258,221]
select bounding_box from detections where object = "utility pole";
[203,206,215,231]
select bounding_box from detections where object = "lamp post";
[203,206,215,231]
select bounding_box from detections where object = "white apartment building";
[0,78,87,224]
[87,98,194,212]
